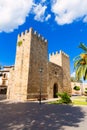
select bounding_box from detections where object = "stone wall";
[27,30,48,99]
[7,28,33,100]
[47,62,63,98]
[7,67,15,99]
[49,51,62,66]
[60,51,71,95]
[49,50,71,95]
[7,28,48,101]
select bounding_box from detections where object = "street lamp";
[39,68,43,104]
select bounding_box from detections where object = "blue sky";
[0,0,87,75]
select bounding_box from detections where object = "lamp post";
[39,68,43,104]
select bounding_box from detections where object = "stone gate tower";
[49,51,71,96]
[7,28,48,101]
[7,27,71,101]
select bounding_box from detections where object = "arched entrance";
[53,83,58,98]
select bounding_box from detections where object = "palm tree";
[74,43,87,81]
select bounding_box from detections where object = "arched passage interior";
[53,83,58,98]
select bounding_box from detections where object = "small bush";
[85,88,87,95]
[85,88,87,90]
[73,86,80,91]
[85,91,87,94]
[57,92,72,104]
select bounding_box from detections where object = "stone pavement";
[0,99,87,130]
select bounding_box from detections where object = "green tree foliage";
[85,88,87,94]
[74,43,87,80]
[73,86,80,91]
[85,88,87,90]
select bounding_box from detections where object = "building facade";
[6,28,71,101]
[0,66,14,94]
[71,82,87,95]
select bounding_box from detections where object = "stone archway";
[53,83,58,98]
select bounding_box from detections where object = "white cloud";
[33,4,47,22]
[0,0,50,32]
[1,0,87,33]
[45,14,51,21]
[41,0,46,3]
[51,0,87,25]
[83,16,87,23]
[0,0,33,32]
[71,72,75,77]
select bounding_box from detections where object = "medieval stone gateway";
[7,28,71,101]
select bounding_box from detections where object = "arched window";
[3,73,6,78]
[2,80,6,85]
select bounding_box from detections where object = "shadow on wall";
[0,102,85,130]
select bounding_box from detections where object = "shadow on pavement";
[0,102,86,130]
[0,94,6,100]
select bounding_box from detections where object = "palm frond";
[84,70,87,80]
[83,65,87,80]
[75,66,82,80]
[75,65,86,80]
[73,42,87,81]
[83,65,87,75]
[85,70,87,80]
[85,57,87,64]
[79,43,87,52]
[74,58,85,69]
[73,55,81,61]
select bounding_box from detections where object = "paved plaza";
[0,98,87,130]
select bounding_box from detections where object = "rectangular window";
[2,80,6,85]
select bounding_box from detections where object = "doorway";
[53,83,58,98]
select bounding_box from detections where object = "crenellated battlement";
[60,50,69,58]
[49,51,59,56]
[18,27,48,43]
[18,28,32,38]
[49,50,69,58]
[33,30,48,43]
